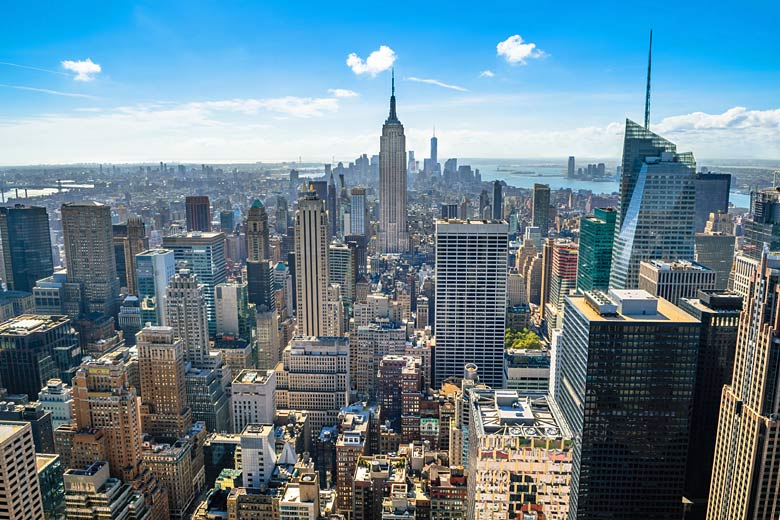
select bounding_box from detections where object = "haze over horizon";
[1,0,778,164]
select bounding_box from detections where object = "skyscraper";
[165,269,210,368]
[695,231,736,291]
[742,186,780,259]
[610,120,696,289]
[162,231,227,335]
[294,191,329,337]
[185,196,211,232]
[694,172,731,232]
[137,325,192,439]
[557,289,700,519]
[0,421,45,520]
[275,196,289,234]
[349,187,367,236]
[0,205,53,292]
[434,219,508,388]
[638,259,716,305]
[430,129,438,167]
[532,183,551,237]
[708,251,780,520]
[246,199,269,262]
[136,248,176,326]
[543,238,578,333]
[567,156,575,178]
[378,72,409,253]
[328,170,339,238]
[61,201,120,316]
[678,290,741,518]
[113,217,148,294]
[576,207,616,293]
[491,180,503,220]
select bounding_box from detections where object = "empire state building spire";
[386,68,400,125]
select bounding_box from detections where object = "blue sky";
[1,0,778,164]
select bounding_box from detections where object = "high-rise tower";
[0,205,53,292]
[378,71,409,253]
[294,190,330,337]
[609,121,696,289]
[708,251,780,519]
[246,200,269,262]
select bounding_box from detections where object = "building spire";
[386,67,399,124]
[644,29,653,129]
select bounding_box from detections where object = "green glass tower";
[576,207,616,293]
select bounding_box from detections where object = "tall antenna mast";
[644,29,653,129]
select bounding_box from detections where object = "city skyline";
[1,1,779,164]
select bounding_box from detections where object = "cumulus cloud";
[480,70,495,78]
[406,77,468,92]
[654,106,780,132]
[327,88,359,98]
[190,96,340,118]
[61,58,102,81]
[346,45,396,76]
[496,35,545,64]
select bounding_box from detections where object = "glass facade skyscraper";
[136,248,176,326]
[575,207,616,293]
[610,119,696,289]
[0,204,53,292]
[557,289,700,519]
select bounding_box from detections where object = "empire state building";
[378,72,408,253]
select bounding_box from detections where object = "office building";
[434,220,508,388]
[215,281,252,339]
[678,291,741,518]
[695,232,736,291]
[185,365,229,434]
[351,322,406,398]
[38,378,74,429]
[246,200,269,262]
[275,337,350,439]
[467,391,572,520]
[352,455,408,520]
[504,349,550,394]
[246,259,274,311]
[165,270,211,367]
[72,356,143,481]
[329,243,357,304]
[638,259,716,305]
[576,207,616,293]
[567,156,575,178]
[742,187,780,259]
[185,196,211,232]
[294,191,329,337]
[694,172,731,232]
[0,402,55,454]
[610,120,696,289]
[118,295,142,345]
[113,217,148,294]
[255,309,281,370]
[492,180,503,220]
[543,239,578,333]
[708,252,780,520]
[275,196,289,234]
[136,249,176,326]
[61,201,120,316]
[278,467,320,520]
[36,453,64,519]
[0,205,53,292]
[162,231,227,335]
[142,438,195,519]
[137,326,192,439]
[350,187,368,236]
[239,423,277,489]
[220,209,235,233]
[0,421,45,519]
[0,314,79,399]
[63,461,149,520]
[557,289,700,519]
[232,370,276,434]
[532,183,551,237]
[378,74,409,253]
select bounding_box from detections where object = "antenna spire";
[644,29,653,129]
[392,68,395,96]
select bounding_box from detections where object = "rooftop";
[0,314,70,336]
[0,421,26,443]
[471,390,570,439]
[644,259,711,272]
[573,290,698,323]
[233,369,274,386]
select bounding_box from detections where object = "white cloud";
[406,77,468,92]
[480,70,495,78]
[327,88,359,98]
[346,45,396,76]
[654,106,780,132]
[191,96,339,118]
[61,58,102,81]
[496,35,545,64]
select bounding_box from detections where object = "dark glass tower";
[557,289,700,519]
[492,180,503,220]
[185,195,211,232]
[576,207,616,293]
[0,205,54,292]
